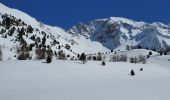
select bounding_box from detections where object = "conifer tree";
[131,70,135,76]
[46,56,52,63]
[0,48,2,61]
[80,53,86,64]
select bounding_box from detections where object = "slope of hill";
[0,3,108,60]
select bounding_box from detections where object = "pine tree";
[140,68,143,71]
[149,51,152,55]
[164,52,167,55]
[46,56,52,63]
[80,53,86,64]
[5,17,11,29]
[102,61,105,66]
[93,56,97,61]
[0,48,2,61]
[27,25,34,33]
[42,35,46,47]
[130,70,135,76]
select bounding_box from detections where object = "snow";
[0,57,170,100]
[0,3,170,100]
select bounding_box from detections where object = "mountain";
[0,3,108,60]
[68,17,170,51]
[0,3,170,60]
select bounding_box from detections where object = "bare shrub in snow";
[96,52,102,61]
[46,49,53,58]
[87,55,92,60]
[111,54,127,62]
[126,45,131,50]
[17,44,31,60]
[35,47,46,60]
[138,55,147,64]
[58,50,66,60]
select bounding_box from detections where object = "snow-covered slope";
[0,57,170,100]
[68,17,170,51]
[0,3,109,60]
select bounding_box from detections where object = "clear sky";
[1,0,170,29]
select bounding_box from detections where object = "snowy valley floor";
[0,56,170,100]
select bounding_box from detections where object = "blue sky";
[1,0,170,29]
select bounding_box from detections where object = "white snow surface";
[0,56,170,100]
[0,3,170,100]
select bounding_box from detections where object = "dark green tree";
[79,53,86,64]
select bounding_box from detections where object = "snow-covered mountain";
[68,17,170,51]
[0,2,170,60]
[0,3,109,60]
